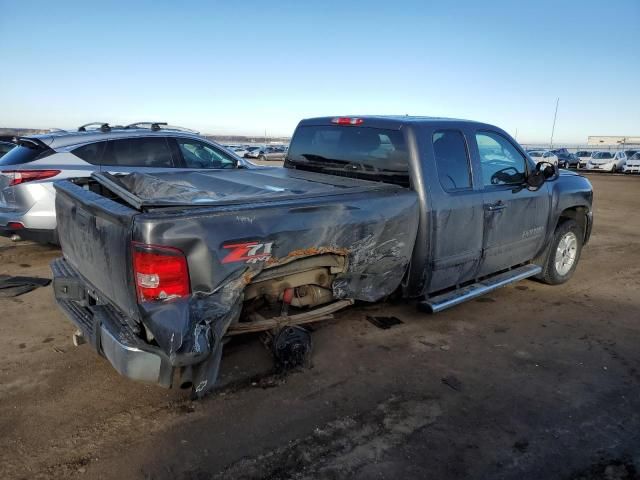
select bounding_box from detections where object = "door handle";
[486,201,507,212]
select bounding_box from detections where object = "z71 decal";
[222,241,274,264]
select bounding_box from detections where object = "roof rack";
[124,122,199,134]
[78,122,111,132]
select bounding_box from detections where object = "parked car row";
[527,148,640,173]
[224,144,288,161]
[0,122,253,244]
[577,150,638,173]
[526,148,579,169]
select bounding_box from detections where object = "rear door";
[425,128,485,293]
[472,130,550,276]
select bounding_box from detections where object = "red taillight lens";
[331,117,363,125]
[132,243,190,303]
[2,170,61,186]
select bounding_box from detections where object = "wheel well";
[557,207,587,238]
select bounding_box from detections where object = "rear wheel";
[538,219,583,285]
[259,154,266,161]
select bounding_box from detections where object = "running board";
[420,264,542,313]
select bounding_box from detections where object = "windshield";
[286,125,410,187]
[246,146,261,152]
[593,152,614,159]
[528,151,543,157]
[631,153,640,160]
[576,151,591,157]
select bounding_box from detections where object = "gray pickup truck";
[51,116,593,397]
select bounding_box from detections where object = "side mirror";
[526,169,545,189]
[538,161,557,179]
[526,161,556,189]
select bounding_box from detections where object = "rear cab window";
[286,125,410,187]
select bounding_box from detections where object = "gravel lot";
[1,173,639,480]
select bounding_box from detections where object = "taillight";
[331,117,363,125]
[132,242,190,302]
[2,170,61,186]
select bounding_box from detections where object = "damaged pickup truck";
[51,116,593,396]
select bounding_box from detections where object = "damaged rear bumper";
[51,257,174,387]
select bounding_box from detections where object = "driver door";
[473,131,550,276]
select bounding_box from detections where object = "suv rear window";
[0,144,53,166]
[286,125,409,187]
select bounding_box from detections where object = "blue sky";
[1,0,638,142]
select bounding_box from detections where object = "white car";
[576,150,593,169]
[244,145,266,159]
[227,145,250,158]
[527,150,559,167]
[586,151,627,172]
[623,152,640,174]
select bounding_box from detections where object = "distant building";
[588,136,640,146]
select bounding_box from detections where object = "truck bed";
[92,167,403,209]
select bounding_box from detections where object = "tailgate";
[54,180,140,320]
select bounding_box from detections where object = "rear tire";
[538,219,583,285]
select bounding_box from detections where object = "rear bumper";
[51,257,173,387]
[0,225,57,244]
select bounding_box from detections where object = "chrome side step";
[420,264,542,313]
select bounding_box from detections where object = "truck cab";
[286,117,592,297]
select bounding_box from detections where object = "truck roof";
[298,115,488,130]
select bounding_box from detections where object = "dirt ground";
[1,173,639,480]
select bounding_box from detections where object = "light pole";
[549,97,559,149]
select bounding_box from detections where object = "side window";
[432,130,472,191]
[102,138,174,167]
[475,132,527,187]
[72,141,107,164]
[175,138,237,169]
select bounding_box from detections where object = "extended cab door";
[472,130,550,276]
[424,128,485,293]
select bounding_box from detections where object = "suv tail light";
[132,242,190,302]
[1,170,61,186]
